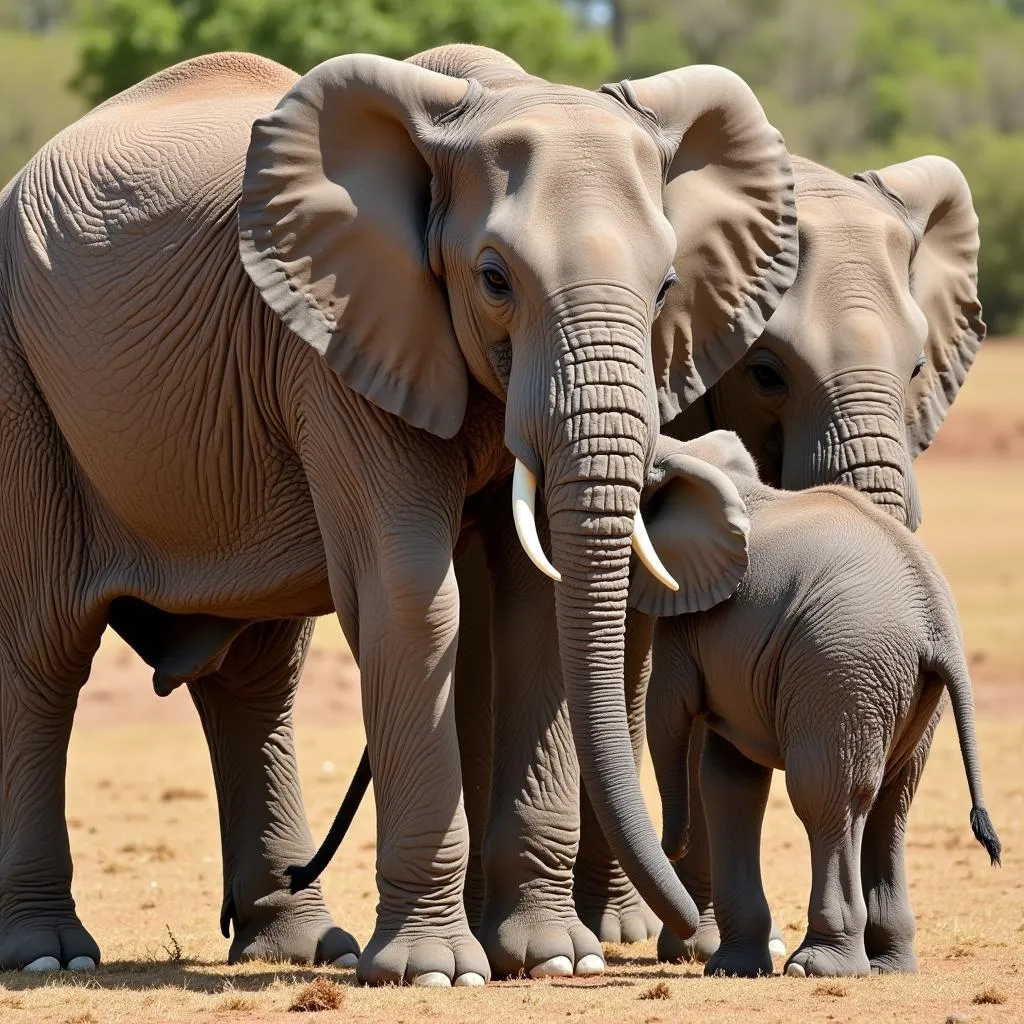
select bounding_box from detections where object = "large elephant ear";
[239,55,475,439]
[629,431,751,619]
[601,66,799,424]
[854,156,985,458]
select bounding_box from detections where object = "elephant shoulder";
[11,56,294,292]
[91,52,299,113]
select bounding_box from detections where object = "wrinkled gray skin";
[645,430,1001,979]
[455,152,986,951]
[0,45,796,983]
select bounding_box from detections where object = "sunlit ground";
[1,343,1021,1023]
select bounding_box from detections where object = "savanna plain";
[2,344,1022,1024]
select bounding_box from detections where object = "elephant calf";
[640,431,1001,979]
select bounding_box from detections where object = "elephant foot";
[784,934,870,978]
[226,889,359,967]
[658,907,786,963]
[0,914,101,972]
[574,876,660,944]
[868,944,918,974]
[478,899,605,979]
[704,941,773,978]
[358,921,490,987]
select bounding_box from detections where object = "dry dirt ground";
[2,344,1022,1023]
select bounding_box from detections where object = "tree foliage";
[4,0,1023,332]
[589,0,1024,332]
[72,0,614,102]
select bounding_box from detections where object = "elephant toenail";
[332,953,358,968]
[23,956,61,973]
[574,954,605,976]
[528,955,573,979]
[67,956,97,971]
[453,972,486,986]
[769,938,787,958]
[413,971,452,987]
[785,961,806,978]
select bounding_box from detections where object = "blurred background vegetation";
[1,0,1021,332]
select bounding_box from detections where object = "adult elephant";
[571,151,986,956]
[0,46,797,984]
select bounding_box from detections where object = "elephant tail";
[285,746,372,893]
[925,647,1001,866]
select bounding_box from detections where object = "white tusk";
[632,508,679,592]
[512,459,561,583]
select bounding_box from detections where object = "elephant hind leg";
[783,744,875,979]
[187,617,359,967]
[862,699,942,975]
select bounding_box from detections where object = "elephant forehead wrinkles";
[472,108,664,218]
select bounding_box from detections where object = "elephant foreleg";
[657,718,787,965]
[475,489,604,980]
[0,643,102,973]
[0,344,104,973]
[702,729,774,978]
[657,717,717,962]
[452,533,494,931]
[188,617,359,966]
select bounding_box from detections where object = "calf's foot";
[359,920,489,987]
[785,934,870,977]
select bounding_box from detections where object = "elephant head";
[236,47,797,935]
[669,154,984,529]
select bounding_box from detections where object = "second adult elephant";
[0,47,796,983]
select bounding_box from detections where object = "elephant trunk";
[546,490,698,938]
[506,313,698,938]
[783,373,921,529]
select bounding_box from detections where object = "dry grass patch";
[813,981,849,998]
[215,991,259,1013]
[972,985,1008,1005]
[160,786,206,802]
[288,977,346,1012]
[638,981,671,1000]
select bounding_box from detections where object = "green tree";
[74,0,614,104]
[0,28,84,185]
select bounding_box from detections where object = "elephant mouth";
[511,459,679,592]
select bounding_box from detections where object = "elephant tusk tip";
[631,509,679,591]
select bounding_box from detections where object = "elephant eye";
[481,266,512,299]
[911,353,927,379]
[654,270,678,314]
[748,362,787,394]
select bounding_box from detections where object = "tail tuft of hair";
[970,807,1002,866]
